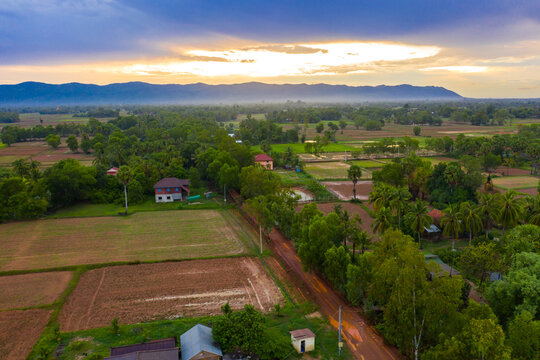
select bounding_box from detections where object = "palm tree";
[372,206,393,235]
[389,186,411,230]
[347,165,362,201]
[11,159,30,178]
[525,195,540,225]
[353,230,371,257]
[477,192,499,238]
[459,201,483,245]
[407,200,431,249]
[116,165,133,215]
[441,204,461,251]
[498,190,524,236]
[369,183,394,212]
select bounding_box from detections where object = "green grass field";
[350,159,384,168]
[492,175,540,190]
[252,142,359,154]
[305,162,350,180]
[0,209,252,271]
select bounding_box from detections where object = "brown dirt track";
[59,257,283,331]
[322,180,373,200]
[0,309,52,360]
[0,271,72,310]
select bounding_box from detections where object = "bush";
[364,120,383,131]
[413,126,421,136]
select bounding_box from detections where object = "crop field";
[492,175,539,190]
[322,180,373,201]
[0,271,72,310]
[350,159,385,168]
[252,142,358,154]
[0,141,94,167]
[0,210,250,271]
[58,257,283,331]
[305,161,350,179]
[0,309,52,360]
[5,113,112,128]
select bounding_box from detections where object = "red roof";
[153,178,190,189]
[290,328,315,340]
[107,167,119,175]
[255,153,273,162]
[428,209,442,221]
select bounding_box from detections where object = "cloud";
[420,66,488,73]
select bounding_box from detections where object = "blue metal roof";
[181,324,222,360]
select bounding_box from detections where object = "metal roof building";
[180,324,222,360]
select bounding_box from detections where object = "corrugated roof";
[254,153,273,162]
[180,324,222,360]
[153,178,190,189]
[105,348,178,360]
[110,338,176,356]
[290,328,315,340]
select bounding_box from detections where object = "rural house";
[105,338,179,360]
[107,167,119,176]
[254,153,273,170]
[290,328,315,354]
[154,177,190,203]
[180,324,223,360]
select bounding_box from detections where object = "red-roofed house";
[107,167,119,176]
[154,177,190,203]
[428,208,443,225]
[254,153,273,170]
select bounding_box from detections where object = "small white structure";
[290,328,315,354]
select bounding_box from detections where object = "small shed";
[181,324,222,360]
[290,328,315,354]
[254,153,273,170]
[107,167,119,176]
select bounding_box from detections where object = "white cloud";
[420,66,488,73]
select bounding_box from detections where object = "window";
[167,196,171,200]
[167,188,170,192]
[175,188,179,192]
[158,188,162,192]
[158,196,162,200]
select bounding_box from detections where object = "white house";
[290,328,315,354]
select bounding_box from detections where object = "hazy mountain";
[0,81,462,105]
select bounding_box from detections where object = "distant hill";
[0,81,462,105]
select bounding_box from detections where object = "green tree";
[246,195,273,254]
[369,183,396,211]
[239,165,281,199]
[507,311,540,360]
[347,165,362,200]
[503,224,540,256]
[339,119,347,133]
[66,135,79,153]
[406,199,431,248]
[43,159,96,208]
[477,192,500,238]
[316,122,324,133]
[497,190,524,236]
[372,206,393,235]
[323,245,351,291]
[441,204,462,251]
[459,201,483,245]
[45,134,61,149]
[389,186,411,230]
[116,165,133,215]
[11,159,30,178]
[460,242,501,287]
[481,153,502,173]
[413,126,421,136]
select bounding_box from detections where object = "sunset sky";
[1,0,540,98]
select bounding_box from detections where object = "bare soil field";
[0,309,52,360]
[492,166,532,176]
[2,113,111,128]
[0,210,248,271]
[59,257,283,331]
[322,180,373,201]
[517,187,538,196]
[0,141,94,167]
[0,271,72,310]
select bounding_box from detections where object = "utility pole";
[338,306,342,357]
[224,184,226,205]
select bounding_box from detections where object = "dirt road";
[267,228,402,360]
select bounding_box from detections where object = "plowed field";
[0,210,249,271]
[322,180,373,200]
[0,309,52,360]
[0,271,72,310]
[58,257,283,331]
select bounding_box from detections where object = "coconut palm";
[441,204,461,251]
[459,201,483,245]
[116,165,133,215]
[347,165,362,201]
[406,200,431,249]
[372,206,393,235]
[497,190,525,236]
[389,186,411,230]
[525,195,540,225]
[369,183,395,212]
[477,192,500,238]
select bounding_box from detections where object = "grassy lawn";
[0,143,6,149]
[305,162,350,180]
[421,238,470,254]
[350,159,384,168]
[492,175,540,190]
[0,209,252,271]
[31,303,349,360]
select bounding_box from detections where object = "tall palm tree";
[369,183,394,212]
[347,165,362,201]
[459,201,483,245]
[498,190,525,236]
[116,165,133,215]
[525,195,540,225]
[372,206,393,235]
[407,200,431,249]
[390,186,411,230]
[441,204,461,251]
[477,192,500,238]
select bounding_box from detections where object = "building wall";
[155,194,174,202]
[291,337,315,353]
[154,187,186,202]
[255,160,273,170]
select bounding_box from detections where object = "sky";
[1,0,540,98]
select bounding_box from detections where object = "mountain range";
[0,81,462,105]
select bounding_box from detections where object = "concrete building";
[154,177,190,203]
[290,328,315,354]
